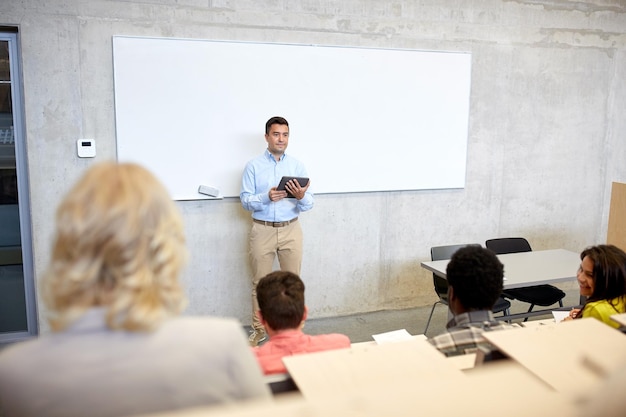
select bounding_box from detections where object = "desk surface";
[421,248,580,289]
[483,318,626,396]
[136,337,578,417]
[610,312,626,327]
[351,336,476,370]
[283,339,465,401]
[136,361,577,417]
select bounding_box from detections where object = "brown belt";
[253,217,298,228]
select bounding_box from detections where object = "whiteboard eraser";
[198,185,220,197]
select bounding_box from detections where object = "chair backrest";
[485,237,532,254]
[430,243,481,297]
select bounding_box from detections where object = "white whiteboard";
[112,36,471,199]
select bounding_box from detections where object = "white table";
[420,248,580,290]
[421,249,580,320]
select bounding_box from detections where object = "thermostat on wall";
[77,138,96,158]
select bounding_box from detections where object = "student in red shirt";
[252,271,351,375]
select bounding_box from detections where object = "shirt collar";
[64,307,109,334]
[446,310,496,329]
[268,329,305,340]
[265,148,285,162]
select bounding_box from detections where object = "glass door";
[0,30,37,342]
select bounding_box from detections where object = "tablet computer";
[277,176,309,198]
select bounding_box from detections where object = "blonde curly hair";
[42,162,188,332]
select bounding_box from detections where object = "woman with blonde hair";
[0,162,270,417]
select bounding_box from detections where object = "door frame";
[0,28,38,343]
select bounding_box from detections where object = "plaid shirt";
[428,310,516,357]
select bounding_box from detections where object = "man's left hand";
[285,179,310,200]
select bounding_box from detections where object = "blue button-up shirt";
[240,149,314,222]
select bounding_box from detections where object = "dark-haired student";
[428,245,516,357]
[252,271,351,375]
[563,244,626,328]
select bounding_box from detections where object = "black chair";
[485,237,565,320]
[424,243,511,334]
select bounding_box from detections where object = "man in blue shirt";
[241,116,314,346]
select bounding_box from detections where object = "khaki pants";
[249,219,303,330]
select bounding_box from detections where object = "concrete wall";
[1,0,625,331]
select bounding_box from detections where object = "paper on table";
[552,310,569,323]
[372,329,414,344]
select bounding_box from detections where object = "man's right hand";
[268,187,288,202]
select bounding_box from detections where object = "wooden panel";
[607,182,626,250]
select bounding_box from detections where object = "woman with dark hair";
[565,245,626,328]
